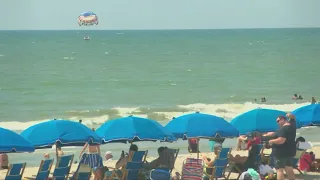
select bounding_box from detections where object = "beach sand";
[1,147,320,180]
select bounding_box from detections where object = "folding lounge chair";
[52,154,74,180]
[25,159,54,180]
[204,147,231,180]
[69,163,92,180]
[227,144,263,179]
[149,148,180,180]
[130,150,148,162]
[108,150,148,180]
[5,163,26,180]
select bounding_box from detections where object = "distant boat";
[84,36,91,40]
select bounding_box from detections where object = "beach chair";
[108,150,148,180]
[69,163,92,180]
[158,148,179,172]
[125,161,145,180]
[25,159,54,180]
[150,169,171,180]
[108,161,144,180]
[203,147,231,180]
[293,149,306,175]
[129,150,148,162]
[148,148,179,180]
[227,144,263,179]
[5,163,26,180]
[52,154,74,180]
[181,158,204,180]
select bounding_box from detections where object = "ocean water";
[1,28,320,166]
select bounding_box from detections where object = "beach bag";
[240,169,261,180]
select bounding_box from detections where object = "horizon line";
[1,27,320,31]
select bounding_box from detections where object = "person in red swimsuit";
[246,132,262,150]
[188,138,199,153]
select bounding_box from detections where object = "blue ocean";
[0,28,319,166]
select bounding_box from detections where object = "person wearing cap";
[268,114,296,180]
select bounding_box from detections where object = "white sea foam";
[177,102,310,120]
[0,102,311,131]
[0,116,108,131]
[0,119,51,131]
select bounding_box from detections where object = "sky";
[1,0,320,30]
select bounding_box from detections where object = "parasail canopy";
[78,11,98,26]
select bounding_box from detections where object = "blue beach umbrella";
[165,112,239,139]
[0,127,35,153]
[230,108,300,135]
[21,119,101,149]
[96,115,176,143]
[292,104,320,126]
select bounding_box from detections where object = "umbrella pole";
[55,146,59,165]
[197,138,199,159]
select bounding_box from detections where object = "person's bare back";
[88,144,99,153]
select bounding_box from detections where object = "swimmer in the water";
[298,95,303,100]
[261,97,266,102]
[292,94,298,100]
[311,97,317,104]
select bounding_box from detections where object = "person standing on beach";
[268,115,296,180]
[79,129,103,180]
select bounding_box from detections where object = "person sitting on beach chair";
[229,144,261,172]
[104,144,140,179]
[144,146,167,170]
[203,144,222,168]
[203,144,231,180]
[202,144,221,179]
[115,144,139,169]
[144,146,179,171]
